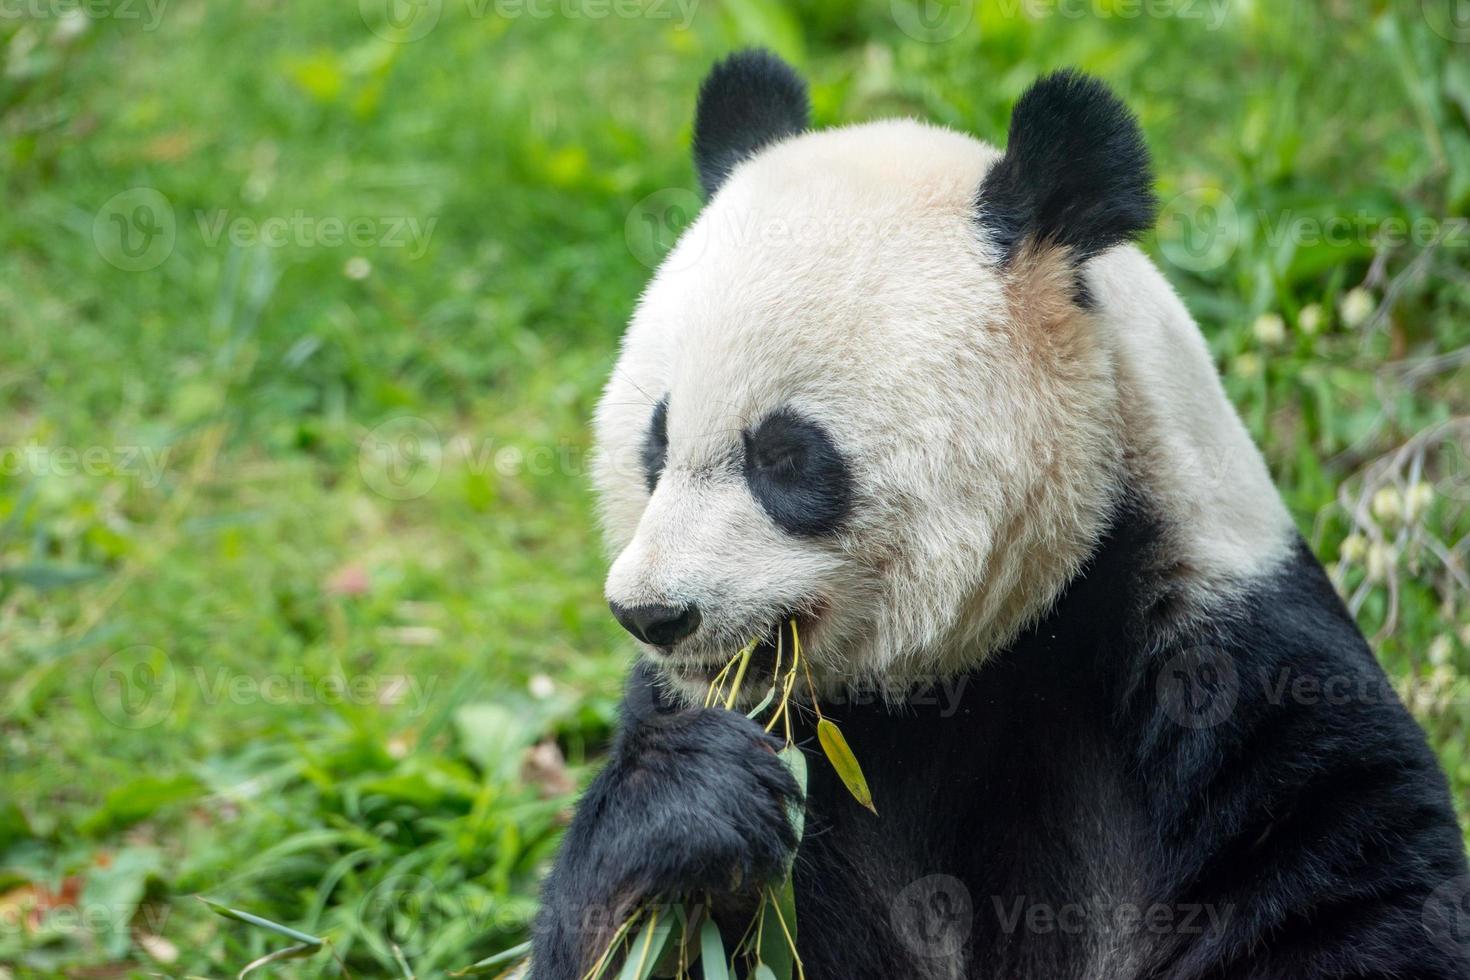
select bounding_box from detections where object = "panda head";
[594,50,1157,701]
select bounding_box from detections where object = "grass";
[1,0,1468,975]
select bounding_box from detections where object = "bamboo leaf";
[698,917,730,980]
[769,879,801,979]
[745,684,777,719]
[775,879,798,953]
[617,908,673,980]
[200,897,324,947]
[753,965,779,980]
[237,943,318,979]
[756,890,793,980]
[651,902,691,977]
[391,942,414,979]
[816,719,876,815]
[778,745,808,846]
[451,940,532,975]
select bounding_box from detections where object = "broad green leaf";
[816,719,876,815]
[82,846,162,958]
[699,917,730,980]
[454,703,537,783]
[617,908,673,980]
[79,773,203,836]
[0,801,33,852]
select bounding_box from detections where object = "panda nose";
[609,601,702,647]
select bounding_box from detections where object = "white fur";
[593,119,1293,699]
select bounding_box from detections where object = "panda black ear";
[692,49,810,198]
[976,70,1156,273]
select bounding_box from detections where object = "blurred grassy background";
[1,0,1468,975]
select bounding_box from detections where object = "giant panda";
[530,50,1470,979]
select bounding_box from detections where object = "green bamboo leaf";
[745,684,777,719]
[651,902,691,977]
[756,889,794,980]
[451,940,532,975]
[816,719,876,815]
[200,897,325,947]
[698,917,729,980]
[237,943,318,979]
[391,943,414,979]
[771,879,800,976]
[617,908,673,980]
[778,745,808,846]
[752,965,779,980]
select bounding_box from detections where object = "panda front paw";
[530,680,801,979]
[610,705,802,895]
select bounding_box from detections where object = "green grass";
[1,0,1468,975]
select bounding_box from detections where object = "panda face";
[596,122,1107,699]
[594,54,1161,701]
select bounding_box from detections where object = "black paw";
[615,705,801,893]
[531,670,802,979]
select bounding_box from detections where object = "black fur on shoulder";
[976,70,1157,275]
[533,496,1470,978]
[692,48,809,198]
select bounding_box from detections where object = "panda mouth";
[667,612,812,691]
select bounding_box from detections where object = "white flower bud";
[1252,312,1286,346]
[1405,482,1435,522]
[1297,303,1323,335]
[1370,486,1402,524]
[1365,541,1395,582]
[1339,287,1375,328]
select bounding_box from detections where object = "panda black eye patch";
[640,397,669,493]
[743,408,852,537]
